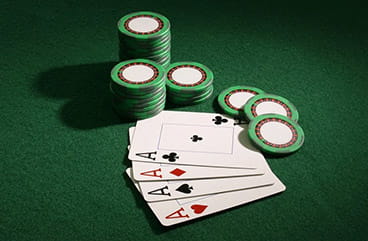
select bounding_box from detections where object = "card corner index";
[130,151,158,161]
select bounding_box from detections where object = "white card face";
[128,127,135,143]
[128,111,266,169]
[131,161,265,181]
[138,173,275,202]
[159,124,234,153]
[129,126,265,181]
[126,168,286,226]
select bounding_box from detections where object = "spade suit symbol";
[176,184,193,194]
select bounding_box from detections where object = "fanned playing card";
[131,161,265,181]
[138,173,275,202]
[126,168,285,226]
[128,111,266,169]
[128,126,266,181]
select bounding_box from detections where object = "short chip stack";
[118,11,171,69]
[166,62,214,105]
[217,86,305,155]
[110,59,166,120]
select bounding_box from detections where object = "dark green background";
[1,0,367,240]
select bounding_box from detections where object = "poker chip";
[113,90,166,110]
[248,114,304,155]
[244,93,299,122]
[118,11,171,68]
[167,85,214,105]
[166,62,214,105]
[217,86,265,117]
[111,59,165,92]
[110,59,166,120]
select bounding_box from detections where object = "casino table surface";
[1,0,367,240]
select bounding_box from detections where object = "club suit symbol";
[162,152,179,162]
[212,116,228,125]
[190,135,203,142]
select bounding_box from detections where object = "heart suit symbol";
[190,204,208,214]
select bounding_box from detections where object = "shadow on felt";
[34,61,134,130]
[34,62,184,129]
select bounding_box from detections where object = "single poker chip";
[168,86,213,105]
[166,62,214,92]
[110,85,166,102]
[244,93,299,122]
[110,82,165,99]
[120,41,170,57]
[217,86,265,117]
[110,80,164,97]
[118,50,171,65]
[157,58,171,68]
[141,50,171,62]
[157,55,170,65]
[110,59,165,92]
[248,114,305,155]
[119,32,171,48]
[113,90,166,110]
[118,11,170,40]
[168,85,213,101]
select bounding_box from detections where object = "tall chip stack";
[110,59,166,120]
[117,11,171,69]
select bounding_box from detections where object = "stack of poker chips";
[117,11,171,69]
[166,62,214,105]
[110,59,166,120]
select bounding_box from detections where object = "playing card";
[131,161,265,181]
[128,111,265,169]
[126,168,285,226]
[138,173,275,202]
[128,127,265,181]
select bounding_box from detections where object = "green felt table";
[1,0,367,240]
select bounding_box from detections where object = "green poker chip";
[117,11,170,40]
[117,11,171,66]
[217,86,265,117]
[158,55,170,65]
[244,93,299,122]
[113,91,166,110]
[119,32,171,48]
[167,85,213,105]
[167,83,210,97]
[248,114,304,155]
[110,59,165,93]
[120,41,170,57]
[118,47,171,65]
[166,62,214,93]
[110,83,165,99]
[168,85,213,100]
[110,80,164,96]
[141,50,171,62]
[165,62,214,106]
